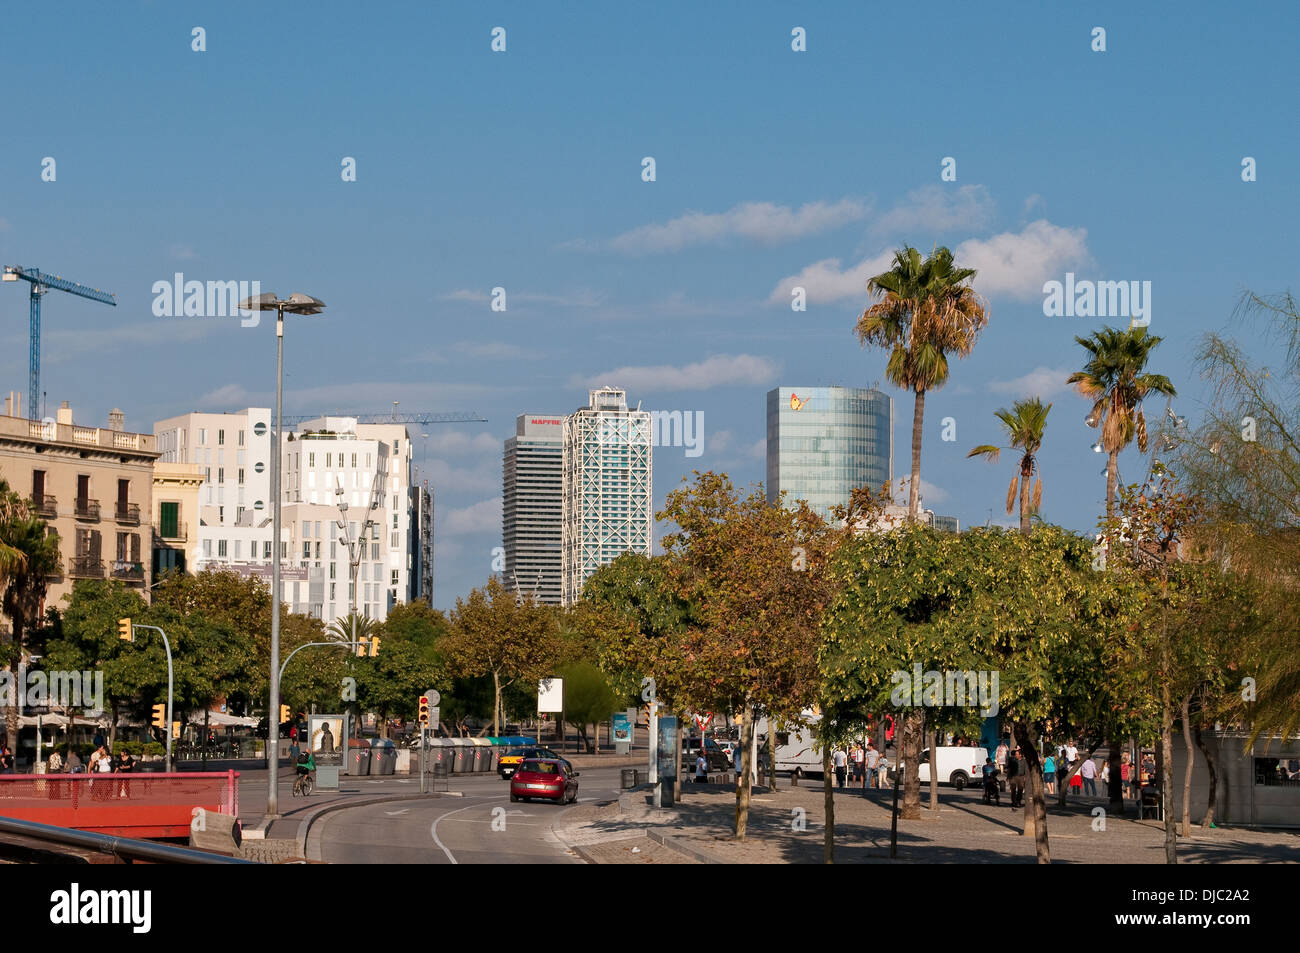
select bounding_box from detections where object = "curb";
[646,829,721,864]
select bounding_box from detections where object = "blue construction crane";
[2,265,117,420]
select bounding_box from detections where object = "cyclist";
[294,750,316,794]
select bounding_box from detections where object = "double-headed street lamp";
[240,292,325,820]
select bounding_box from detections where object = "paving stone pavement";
[555,782,1300,864]
[236,838,306,864]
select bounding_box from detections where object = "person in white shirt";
[832,748,848,789]
[850,744,866,788]
[865,744,881,789]
[1080,756,1098,795]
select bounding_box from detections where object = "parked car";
[509,758,579,804]
[902,747,989,790]
[681,737,730,772]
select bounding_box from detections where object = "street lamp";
[239,291,325,820]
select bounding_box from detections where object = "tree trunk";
[5,660,17,753]
[1180,692,1195,838]
[767,728,777,791]
[1160,658,1177,864]
[734,706,754,840]
[1106,450,1119,520]
[1019,458,1032,535]
[1013,719,1051,863]
[909,388,927,522]
[926,717,938,811]
[491,670,500,737]
[1194,721,1218,829]
[1107,740,1124,814]
[822,743,834,863]
[900,709,923,820]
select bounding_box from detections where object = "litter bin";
[450,738,472,773]
[621,767,639,789]
[370,738,396,776]
[348,739,371,776]
[471,739,494,772]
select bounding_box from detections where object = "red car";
[509,758,579,804]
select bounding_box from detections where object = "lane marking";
[430,797,506,863]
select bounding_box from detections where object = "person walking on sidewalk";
[851,744,865,788]
[865,743,880,790]
[832,747,848,789]
[1080,756,1098,795]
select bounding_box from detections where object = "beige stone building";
[0,394,158,612]
[151,461,204,581]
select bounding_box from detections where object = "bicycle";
[292,769,314,797]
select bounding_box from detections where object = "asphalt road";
[314,766,627,863]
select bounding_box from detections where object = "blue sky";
[2,1,1296,609]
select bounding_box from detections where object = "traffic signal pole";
[123,622,173,773]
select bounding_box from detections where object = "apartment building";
[0,394,157,610]
[503,414,564,605]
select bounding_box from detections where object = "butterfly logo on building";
[790,393,807,411]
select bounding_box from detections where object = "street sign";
[425,690,440,707]
[537,677,564,714]
[428,707,439,728]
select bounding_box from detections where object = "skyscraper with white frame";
[560,387,652,605]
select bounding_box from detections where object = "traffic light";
[171,721,181,740]
[368,636,379,658]
[279,704,290,722]
[118,618,133,641]
[355,636,380,657]
[418,696,429,725]
[151,703,166,729]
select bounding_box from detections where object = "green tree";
[858,246,988,522]
[967,397,1052,535]
[0,483,61,749]
[441,577,564,735]
[557,661,619,752]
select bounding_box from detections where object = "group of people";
[830,742,889,790]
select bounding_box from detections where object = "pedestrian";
[93,730,106,750]
[995,740,1009,790]
[1006,748,1024,809]
[851,743,865,788]
[1120,758,1132,799]
[114,749,135,798]
[1042,752,1056,795]
[695,752,708,784]
[865,743,880,790]
[0,744,13,773]
[877,754,890,789]
[47,749,63,773]
[65,747,83,774]
[1080,756,1098,796]
[832,747,848,789]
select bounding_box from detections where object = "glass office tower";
[765,386,892,521]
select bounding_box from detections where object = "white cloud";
[441,497,502,536]
[893,478,950,506]
[872,185,996,236]
[170,244,197,260]
[592,198,869,255]
[768,249,897,305]
[44,320,217,363]
[708,429,733,453]
[747,438,767,460]
[423,430,502,456]
[770,218,1090,307]
[452,341,543,361]
[956,220,1091,301]
[570,353,779,393]
[419,458,499,494]
[987,365,1073,399]
[192,378,506,413]
[440,289,487,302]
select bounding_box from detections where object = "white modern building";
[503,414,564,604]
[560,387,652,605]
[153,410,431,624]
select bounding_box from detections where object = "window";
[391,532,399,549]
[218,429,225,445]
[234,540,242,559]
[236,505,245,524]
[199,428,207,444]
[391,570,399,586]
[314,542,321,559]
[314,521,321,537]
[238,468,244,485]
[326,453,331,468]
[218,467,225,483]
[218,505,224,522]
[393,441,400,455]
[330,583,336,600]
[329,563,336,580]
[238,429,245,446]
[302,521,311,538]
[160,502,179,538]
[204,467,211,482]
[309,453,315,467]
[351,453,357,468]
[280,541,288,559]
[32,470,45,503]
[303,542,311,559]
[263,541,271,559]
[203,539,212,557]
[392,513,398,529]
[218,539,227,558]
[116,532,128,561]
[371,524,379,540]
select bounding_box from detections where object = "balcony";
[156,521,188,543]
[74,498,100,522]
[110,560,145,583]
[34,494,57,519]
[69,556,104,579]
[115,502,140,525]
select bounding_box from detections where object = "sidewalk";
[554,781,1300,864]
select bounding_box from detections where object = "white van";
[912,747,990,790]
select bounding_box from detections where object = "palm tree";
[968,398,1052,535]
[0,482,61,750]
[327,610,379,646]
[1068,326,1177,520]
[858,246,989,521]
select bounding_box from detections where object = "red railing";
[0,771,239,839]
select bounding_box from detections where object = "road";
[313,766,627,863]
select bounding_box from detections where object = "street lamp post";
[240,292,325,820]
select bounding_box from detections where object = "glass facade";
[766,386,892,521]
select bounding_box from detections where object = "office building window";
[238,468,244,484]
[238,429,245,446]
[218,429,225,445]
[218,467,224,483]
